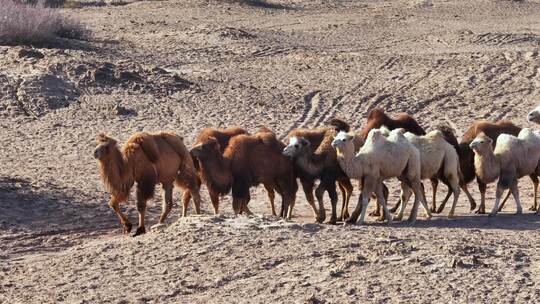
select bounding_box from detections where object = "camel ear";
[206,136,221,150]
[97,133,112,144]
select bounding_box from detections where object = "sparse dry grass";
[0,0,87,46]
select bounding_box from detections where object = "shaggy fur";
[332,128,432,224]
[460,120,539,213]
[190,129,298,218]
[94,132,202,236]
[401,130,461,218]
[283,122,355,224]
[470,129,540,215]
[189,127,277,216]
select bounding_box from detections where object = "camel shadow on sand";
[351,213,540,231]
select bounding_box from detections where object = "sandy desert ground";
[1,0,540,302]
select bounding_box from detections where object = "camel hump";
[379,125,391,136]
[494,134,519,153]
[160,132,189,157]
[126,132,160,163]
[426,130,444,140]
[367,108,386,120]
[257,126,274,134]
[257,130,284,150]
[328,118,350,132]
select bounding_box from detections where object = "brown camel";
[190,128,297,218]
[94,132,202,236]
[188,127,277,216]
[283,119,357,224]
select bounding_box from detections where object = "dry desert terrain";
[1,0,540,303]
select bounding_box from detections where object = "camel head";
[528,105,540,124]
[331,131,355,155]
[94,133,118,160]
[283,136,311,157]
[190,137,222,160]
[469,133,493,154]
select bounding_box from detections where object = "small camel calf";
[470,129,540,216]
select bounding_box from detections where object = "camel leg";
[315,184,327,223]
[325,181,339,225]
[497,190,512,212]
[209,190,220,215]
[461,183,476,212]
[264,184,277,216]
[447,183,461,219]
[241,191,253,216]
[395,183,412,221]
[232,196,243,216]
[347,176,375,224]
[489,183,506,217]
[369,188,382,216]
[375,182,392,223]
[232,180,249,216]
[430,178,438,213]
[476,179,487,214]
[409,181,432,223]
[337,178,353,221]
[133,188,150,236]
[301,179,319,222]
[436,190,452,214]
[529,174,538,211]
[285,192,296,220]
[158,183,174,224]
[510,179,522,215]
[108,196,132,233]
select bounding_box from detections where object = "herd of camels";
[94,105,540,236]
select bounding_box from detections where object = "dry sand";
[1,0,540,302]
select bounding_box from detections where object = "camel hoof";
[369,211,380,217]
[393,215,403,222]
[430,207,437,214]
[488,213,496,217]
[376,216,385,222]
[151,223,166,231]
[469,204,477,212]
[326,218,337,225]
[123,222,133,234]
[515,210,523,215]
[475,209,486,215]
[316,216,326,223]
[133,226,146,237]
[528,206,537,211]
[345,218,357,225]
[407,218,417,224]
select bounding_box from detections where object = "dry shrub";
[0,0,87,46]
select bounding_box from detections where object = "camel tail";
[328,118,351,132]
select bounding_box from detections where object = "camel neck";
[201,153,232,194]
[296,152,324,176]
[474,149,499,184]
